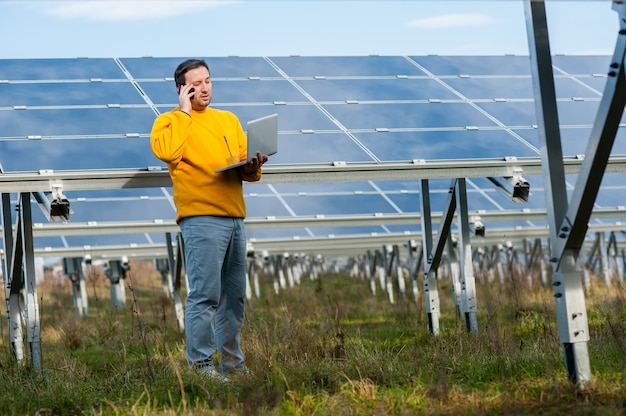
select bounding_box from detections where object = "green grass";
[1,262,625,415]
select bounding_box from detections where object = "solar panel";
[1,55,625,255]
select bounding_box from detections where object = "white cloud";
[406,13,498,29]
[46,0,235,21]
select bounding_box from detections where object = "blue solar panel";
[0,138,156,171]
[0,55,624,253]
[0,58,126,80]
[292,78,460,101]
[324,102,499,130]
[0,107,155,138]
[551,55,612,75]
[354,130,538,161]
[0,81,145,107]
[410,55,532,76]
[119,57,281,79]
[195,105,338,132]
[267,56,427,77]
[270,132,375,165]
[442,77,600,100]
[66,198,174,222]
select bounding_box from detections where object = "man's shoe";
[199,365,230,383]
[229,365,253,377]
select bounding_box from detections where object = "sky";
[0,0,619,59]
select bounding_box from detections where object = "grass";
[1,260,625,415]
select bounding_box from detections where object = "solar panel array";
[1,55,625,256]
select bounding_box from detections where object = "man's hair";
[174,59,209,87]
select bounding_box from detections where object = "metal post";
[63,257,88,317]
[523,0,616,385]
[382,245,395,304]
[455,179,478,333]
[553,251,591,385]
[285,254,295,288]
[365,250,376,295]
[447,235,462,318]
[420,179,440,335]
[3,193,25,363]
[393,245,407,301]
[406,240,422,302]
[19,193,42,370]
[165,232,185,330]
[105,260,126,309]
[608,232,624,283]
[598,232,612,286]
[1,193,13,286]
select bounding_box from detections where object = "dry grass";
[0,259,625,415]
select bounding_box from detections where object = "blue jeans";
[179,215,247,373]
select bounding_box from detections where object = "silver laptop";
[215,113,278,172]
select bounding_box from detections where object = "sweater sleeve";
[150,110,192,165]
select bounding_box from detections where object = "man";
[150,59,268,376]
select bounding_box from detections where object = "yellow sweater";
[150,107,262,223]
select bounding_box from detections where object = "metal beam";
[10,221,626,260]
[552,1,626,262]
[5,206,626,238]
[525,0,568,245]
[1,193,13,280]
[424,180,458,276]
[3,155,626,193]
[455,179,479,333]
[17,193,42,370]
[420,179,442,335]
[524,0,593,387]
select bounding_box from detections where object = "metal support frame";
[1,193,22,363]
[165,232,185,331]
[3,193,42,369]
[421,179,458,335]
[522,0,626,386]
[392,244,407,301]
[155,258,172,297]
[446,234,462,317]
[586,231,623,286]
[455,179,479,333]
[372,250,384,295]
[527,238,549,288]
[420,179,439,334]
[274,254,287,292]
[487,171,530,203]
[522,239,532,287]
[366,250,376,295]
[550,4,626,262]
[282,254,294,288]
[598,232,612,285]
[380,245,395,304]
[406,239,422,302]
[246,248,260,301]
[1,193,12,287]
[608,232,625,282]
[63,257,88,317]
[105,259,127,309]
[420,178,479,334]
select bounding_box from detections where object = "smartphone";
[178,83,195,99]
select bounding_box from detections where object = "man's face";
[184,66,212,110]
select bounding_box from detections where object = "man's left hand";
[243,151,268,174]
